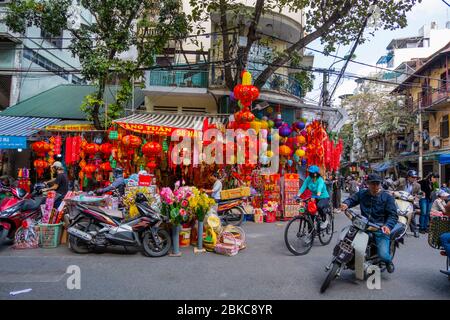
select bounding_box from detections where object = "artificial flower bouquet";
[160,186,193,226]
[188,187,217,222]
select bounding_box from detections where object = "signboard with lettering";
[115,122,202,137]
[0,136,27,149]
[283,173,301,219]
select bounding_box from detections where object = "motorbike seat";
[21,198,45,211]
[136,202,159,217]
[84,205,124,219]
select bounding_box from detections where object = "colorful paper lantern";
[84,143,99,156]
[295,149,306,158]
[297,136,306,145]
[122,135,142,149]
[99,143,113,156]
[279,145,291,157]
[33,159,48,178]
[32,141,51,157]
[279,125,292,137]
[100,162,112,172]
[83,163,97,178]
[142,141,162,157]
[249,120,262,134]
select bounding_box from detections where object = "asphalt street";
[0,206,449,300]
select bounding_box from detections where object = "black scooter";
[67,193,171,257]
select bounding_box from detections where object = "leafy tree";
[189,0,420,92]
[341,92,416,162]
[6,0,190,129]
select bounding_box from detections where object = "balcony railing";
[408,83,450,111]
[210,68,302,98]
[147,70,208,88]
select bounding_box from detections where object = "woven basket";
[222,225,246,249]
[428,216,450,249]
[214,232,239,256]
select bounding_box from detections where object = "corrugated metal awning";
[114,112,229,133]
[0,116,61,136]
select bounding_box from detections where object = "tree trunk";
[253,0,354,90]
[92,77,107,130]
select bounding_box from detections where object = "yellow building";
[393,41,450,182]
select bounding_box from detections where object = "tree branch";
[253,0,354,89]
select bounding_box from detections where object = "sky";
[305,0,450,106]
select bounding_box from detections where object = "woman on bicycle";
[296,165,330,224]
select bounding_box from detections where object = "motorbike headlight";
[352,217,367,230]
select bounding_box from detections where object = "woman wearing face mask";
[296,165,330,225]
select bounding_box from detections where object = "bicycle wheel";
[284,215,315,256]
[318,212,335,245]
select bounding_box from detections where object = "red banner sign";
[116,122,202,138]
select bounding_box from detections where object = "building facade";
[143,1,316,123]
[0,1,91,109]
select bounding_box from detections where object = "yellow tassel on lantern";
[242,70,252,85]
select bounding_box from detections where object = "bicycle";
[284,196,334,256]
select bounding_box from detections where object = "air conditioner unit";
[431,136,441,148]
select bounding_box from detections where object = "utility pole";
[418,107,423,178]
[321,71,330,107]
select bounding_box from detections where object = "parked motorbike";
[393,191,419,238]
[320,209,406,293]
[216,198,247,226]
[67,193,171,257]
[0,183,46,245]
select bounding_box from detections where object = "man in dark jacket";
[340,173,398,273]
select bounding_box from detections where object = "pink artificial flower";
[179,208,187,217]
[181,199,189,208]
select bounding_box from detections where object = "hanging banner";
[0,136,27,149]
[115,122,202,138]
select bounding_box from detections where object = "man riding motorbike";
[94,168,126,196]
[340,173,398,273]
[393,170,421,195]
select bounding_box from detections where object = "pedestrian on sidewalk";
[418,173,440,233]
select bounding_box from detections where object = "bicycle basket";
[428,216,450,249]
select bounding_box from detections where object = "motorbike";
[393,191,420,238]
[320,208,406,293]
[67,193,172,257]
[216,198,247,226]
[0,183,46,245]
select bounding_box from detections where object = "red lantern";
[122,135,142,149]
[34,159,48,178]
[240,110,255,123]
[32,141,51,157]
[83,163,97,178]
[146,161,157,173]
[142,142,162,157]
[100,162,112,172]
[84,143,99,156]
[99,143,113,156]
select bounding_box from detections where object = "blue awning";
[0,116,60,137]
[439,154,450,164]
[372,160,395,172]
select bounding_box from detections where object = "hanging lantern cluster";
[31,141,52,177]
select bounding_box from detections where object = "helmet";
[51,161,63,169]
[308,165,320,174]
[407,170,418,178]
[113,167,124,178]
[135,192,148,203]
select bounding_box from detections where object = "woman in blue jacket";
[297,165,330,222]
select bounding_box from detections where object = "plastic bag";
[13,219,39,250]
